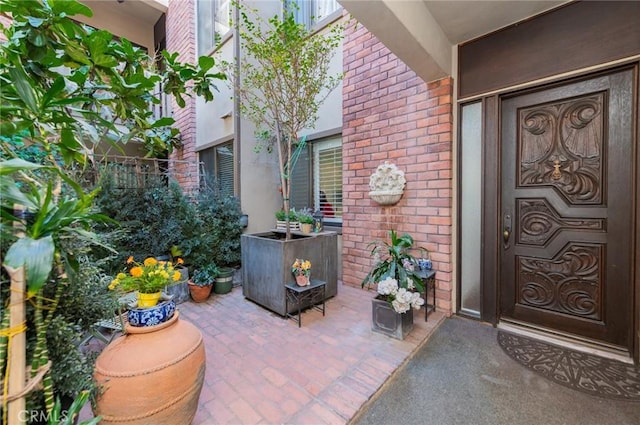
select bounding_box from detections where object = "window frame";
[199,140,235,197]
[312,137,342,225]
[196,0,232,56]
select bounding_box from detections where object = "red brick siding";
[166,0,199,191]
[342,20,454,315]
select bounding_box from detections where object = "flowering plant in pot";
[109,256,181,307]
[362,230,426,339]
[296,208,314,234]
[188,264,218,302]
[291,258,312,286]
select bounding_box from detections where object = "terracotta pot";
[188,281,212,302]
[93,312,205,424]
[295,274,310,286]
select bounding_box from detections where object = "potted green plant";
[296,208,314,234]
[188,264,218,302]
[362,230,426,339]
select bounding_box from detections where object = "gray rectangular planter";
[241,231,338,316]
[371,297,414,339]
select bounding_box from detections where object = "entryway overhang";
[338,0,567,84]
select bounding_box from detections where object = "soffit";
[424,0,568,44]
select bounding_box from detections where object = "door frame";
[456,62,640,362]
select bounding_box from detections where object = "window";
[197,0,231,55]
[459,102,482,317]
[286,0,340,29]
[314,138,342,223]
[290,136,342,224]
[200,141,234,197]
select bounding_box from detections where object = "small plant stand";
[415,269,436,321]
[285,279,326,327]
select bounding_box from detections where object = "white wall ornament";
[369,161,406,205]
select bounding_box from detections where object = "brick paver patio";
[180,282,445,424]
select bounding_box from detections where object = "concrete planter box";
[371,297,414,340]
[241,231,338,316]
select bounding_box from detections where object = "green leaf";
[0,158,47,175]
[41,76,66,108]
[198,56,215,72]
[50,0,93,18]
[65,42,92,66]
[151,117,174,128]
[27,17,45,28]
[4,235,55,294]
[8,65,39,112]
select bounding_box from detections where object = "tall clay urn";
[93,312,205,424]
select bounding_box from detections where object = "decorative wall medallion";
[518,93,604,204]
[369,161,406,205]
[517,244,602,320]
[518,199,604,246]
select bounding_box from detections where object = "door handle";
[503,213,512,245]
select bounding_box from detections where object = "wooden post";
[5,205,27,423]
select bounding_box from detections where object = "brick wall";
[342,20,454,315]
[166,0,199,191]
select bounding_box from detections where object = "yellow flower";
[108,279,119,290]
[172,271,181,281]
[127,256,134,264]
[116,273,127,280]
[144,257,158,267]
[160,271,169,279]
[130,266,143,277]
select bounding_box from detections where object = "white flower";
[410,292,425,310]
[377,277,398,296]
[391,288,413,313]
[406,278,415,290]
[392,299,411,313]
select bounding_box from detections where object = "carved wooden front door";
[500,69,634,350]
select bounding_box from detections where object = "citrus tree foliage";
[225,1,343,238]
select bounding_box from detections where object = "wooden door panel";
[500,69,634,349]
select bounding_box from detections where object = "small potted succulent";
[189,263,218,302]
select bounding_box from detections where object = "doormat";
[497,331,640,401]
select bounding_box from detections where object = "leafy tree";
[225,1,343,239]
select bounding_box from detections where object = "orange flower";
[144,257,158,267]
[127,256,134,264]
[176,258,184,265]
[130,266,143,277]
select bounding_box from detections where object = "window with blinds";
[216,142,234,197]
[313,138,342,223]
[199,141,234,197]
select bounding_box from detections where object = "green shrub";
[95,173,201,273]
[190,178,243,269]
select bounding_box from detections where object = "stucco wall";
[342,19,453,315]
[76,1,156,53]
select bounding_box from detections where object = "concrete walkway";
[352,316,640,425]
[179,282,445,424]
